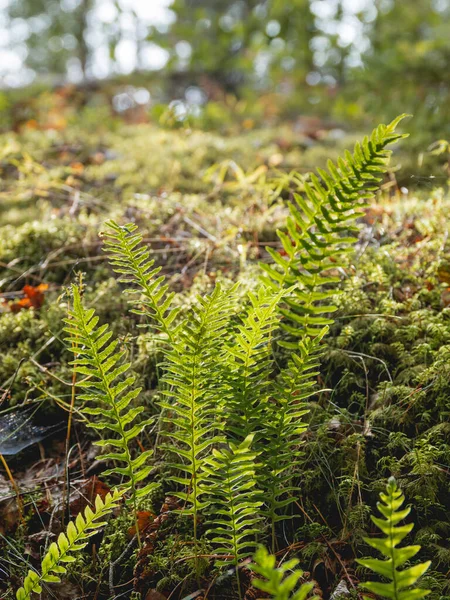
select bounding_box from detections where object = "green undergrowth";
[0,116,449,599]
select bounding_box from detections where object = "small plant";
[159,283,238,580]
[16,491,123,600]
[64,286,157,538]
[357,476,431,600]
[12,115,413,599]
[251,546,318,600]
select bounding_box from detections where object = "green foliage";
[262,331,326,549]
[357,477,431,600]
[224,285,284,439]
[251,546,318,600]
[262,115,409,341]
[157,283,238,580]
[16,491,123,600]
[64,286,156,505]
[203,434,262,568]
[159,284,236,508]
[103,220,181,343]
[6,113,448,600]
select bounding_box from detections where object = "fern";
[64,286,157,517]
[102,220,180,342]
[262,330,326,551]
[159,283,237,576]
[261,115,409,341]
[224,285,285,440]
[203,434,262,598]
[251,546,318,600]
[357,476,431,600]
[16,490,123,600]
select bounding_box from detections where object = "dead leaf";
[128,510,157,537]
[70,162,84,174]
[145,590,167,600]
[8,283,49,313]
[70,476,111,516]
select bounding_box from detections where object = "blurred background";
[0,0,449,144]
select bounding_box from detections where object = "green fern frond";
[102,220,180,342]
[224,285,285,440]
[203,434,262,569]
[262,330,326,550]
[357,476,431,600]
[159,283,238,576]
[160,283,237,509]
[251,546,318,600]
[64,286,157,506]
[261,115,409,341]
[16,490,123,600]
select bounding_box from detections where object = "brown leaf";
[8,283,49,313]
[128,510,157,537]
[145,590,167,600]
[70,476,111,516]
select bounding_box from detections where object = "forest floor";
[0,92,449,599]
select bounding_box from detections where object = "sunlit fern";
[224,285,285,440]
[159,283,238,578]
[102,219,181,343]
[203,434,262,599]
[357,476,431,600]
[64,286,157,523]
[16,491,123,600]
[261,115,409,342]
[262,330,326,551]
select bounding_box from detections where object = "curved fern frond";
[357,476,431,600]
[251,546,318,600]
[103,220,180,342]
[261,115,409,341]
[64,286,157,506]
[262,330,326,550]
[16,490,123,600]
[225,285,286,440]
[204,434,262,598]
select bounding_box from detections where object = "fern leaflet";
[204,434,262,598]
[159,283,237,575]
[224,285,285,440]
[262,330,326,551]
[103,220,180,342]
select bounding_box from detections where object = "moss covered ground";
[0,105,449,599]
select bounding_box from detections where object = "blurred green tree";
[8,0,94,78]
[148,0,315,92]
[355,0,450,135]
